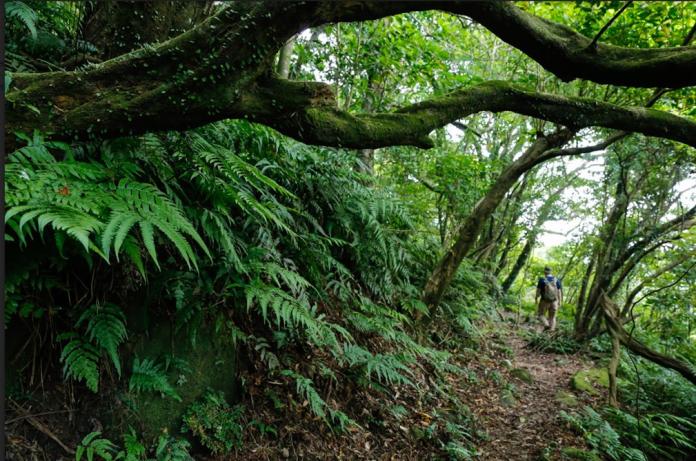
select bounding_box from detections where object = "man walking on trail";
[536,266,562,331]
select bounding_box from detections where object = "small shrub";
[182,391,245,455]
[526,330,581,354]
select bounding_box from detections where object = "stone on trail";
[571,368,609,396]
[555,390,579,407]
[510,367,534,383]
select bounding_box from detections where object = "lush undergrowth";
[5,2,696,460]
[6,121,494,459]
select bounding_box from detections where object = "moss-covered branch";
[602,294,696,386]
[325,1,696,88]
[258,80,696,150]
[447,1,696,89]
[6,1,696,151]
[8,71,696,153]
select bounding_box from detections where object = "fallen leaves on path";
[460,318,605,460]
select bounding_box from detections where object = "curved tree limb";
[6,1,696,152]
[601,293,696,386]
[317,1,696,88]
[8,76,696,152]
[437,1,696,88]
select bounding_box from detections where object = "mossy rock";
[555,390,579,407]
[571,368,608,396]
[561,447,601,461]
[121,320,239,442]
[510,367,534,383]
[500,389,517,407]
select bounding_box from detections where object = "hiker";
[535,266,562,331]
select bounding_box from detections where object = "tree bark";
[81,1,215,60]
[601,294,696,386]
[7,2,696,152]
[441,1,696,89]
[276,36,296,79]
[501,236,536,294]
[422,129,575,309]
[575,176,630,339]
[608,331,621,407]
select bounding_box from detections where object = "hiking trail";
[461,314,606,460]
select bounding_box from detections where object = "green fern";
[75,431,117,461]
[342,345,414,387]
[59,333,100,392]
[77,304,127,377]
[6,138,210,271]
[154,435,193,461]
[280,369,353,429]
[6,1,38,40]
[116,428,147,461]
[129,357,181,402]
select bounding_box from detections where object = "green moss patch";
[510,367,534,383]
[571,368,608,396]
[555,390,579,407]
[124,321,239,442]
[561,447,601,461]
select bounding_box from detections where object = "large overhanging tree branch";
[6,1,696,151]
[320,1,696,88]
[438,1,696,89]
[8,76,696,152]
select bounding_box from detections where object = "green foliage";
[5,1,38,39]
[182,391,245,454]
[604,408,696,461]
[154,435,193,461]
[116,429,147,461]
[6,2,696,459]
[342,344,414,387]
[562,404,696,461]
[129,357,181,402]
[60,333,101,392]
[78,304,127,376]
[561,407,646,461]
[5,133,210,272]
[76,432,118,461]
[525,330,582,354]
[281,369,354,430]
[58,303,128,392]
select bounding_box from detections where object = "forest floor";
[6,311,609,461]
[462,312,606,460]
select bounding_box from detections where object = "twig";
[588,1,634,50]
[5,409,74,425]
[8,400,76,455]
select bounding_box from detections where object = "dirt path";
[464,320,603,460]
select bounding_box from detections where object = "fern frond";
[77,304,127,377]
[59,333,100,392]
[129,357,181,402]
[76,431,117,461]
[5,1,38,39]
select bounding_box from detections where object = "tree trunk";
[608,331,621,407]
[601,294,696,386]
[422,130,574,309]
[575,177,629,340]
[82,0,215,59]
[276,36,296,78]
[501,236,536,294]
